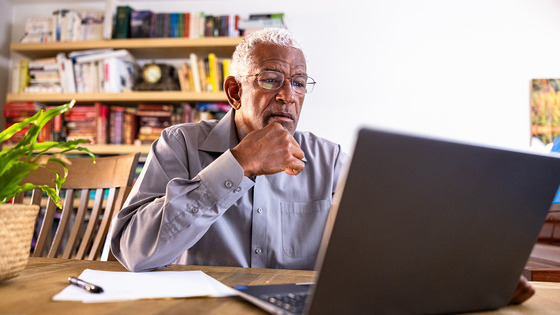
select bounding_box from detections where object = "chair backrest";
[13,153,139,260]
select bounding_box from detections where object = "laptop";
[234,127,560,315]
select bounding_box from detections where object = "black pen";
[68,276,104,294]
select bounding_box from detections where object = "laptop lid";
[307,127,560,314]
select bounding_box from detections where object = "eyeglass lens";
[257,71,315,94]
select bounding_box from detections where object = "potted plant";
[0,100,95,281]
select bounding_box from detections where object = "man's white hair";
[230,28,304,78]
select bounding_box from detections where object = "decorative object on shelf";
[0,100,95,282]
[134,63,180,91]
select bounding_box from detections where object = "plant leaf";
[0,161,40,203]
[0,111,42,144]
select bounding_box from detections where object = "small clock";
[133,63,180,91]
[143,64,162,84]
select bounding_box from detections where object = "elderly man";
[110,28,348,272]
[110,27,534,305]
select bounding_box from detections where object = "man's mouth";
[269,112,294,122]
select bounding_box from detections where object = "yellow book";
[207,53,218,92]
[18,60,30,93]
[222,58,231,79]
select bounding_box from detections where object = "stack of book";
[24,58,62,93]
[65,105,96,143]
[135,104,173,144]
[14,53,78,94]
[2,102,46,144]
[69,49,138,93]
[107,106,137,145]
[237,13,287,35]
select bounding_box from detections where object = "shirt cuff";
[196,150,254,201]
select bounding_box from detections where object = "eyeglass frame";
[240,70,316,94]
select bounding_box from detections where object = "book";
[110,106,126,144]
[74,49,136,64]
[114,5,133,39]
[169,13,179,37]
[3,101,44,118]
[52,9,81,42]
[94,102,109,145]
[56,53,76,93]
[123,108,137,145]
[130,10,152,38]
[65,105,96,143]
[207,53,219,92]
[151,13,167,38]
[103,0,117,39]
[18,60,30,93]
[20,16,53,43]
[81,11,104,41]
[189,53,202,92]
[183,13,190,38]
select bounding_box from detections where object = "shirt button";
[234,187,241,193]
[191,206,199,213]
[255,248,262,254]
[257,208,263,213]
[224,180,233,188]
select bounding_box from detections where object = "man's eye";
[261,78,280,83]
[292,78,306,87]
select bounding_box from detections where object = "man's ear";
[224,76,242,110]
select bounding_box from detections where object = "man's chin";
[267,119,296,134]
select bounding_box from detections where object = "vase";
[0,204,40,281]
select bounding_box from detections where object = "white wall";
[0,0,14,130]
[9,0,560,153]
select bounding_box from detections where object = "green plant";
[0,100,95,207]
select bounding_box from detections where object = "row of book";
[11,48,234,94]
[3,102,231,146]
[19,4,286,43]
[117,7,240,39]
[112,7,287,39]
[20,9,104,43]
[178,53,231,93]
[12,49,138,94]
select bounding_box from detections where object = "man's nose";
[276,78,296,103]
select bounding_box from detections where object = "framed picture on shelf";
[530,78,560,147]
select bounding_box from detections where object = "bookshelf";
[6,37,241,155]
[7,91,228,103]
[10,37,243,59]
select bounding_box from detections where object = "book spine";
[18,60,30,93]
[114,6,132,39]
[207,53,218,92]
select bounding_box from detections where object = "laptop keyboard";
[261,292,310,314]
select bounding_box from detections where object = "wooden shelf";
[2,143,151,155]
[10,37,243,59]
[6,91,229,104]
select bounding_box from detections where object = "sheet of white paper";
[52,269,236,303]
[202,273,237,297]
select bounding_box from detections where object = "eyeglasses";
[245,70,316,94]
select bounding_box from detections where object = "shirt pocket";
[280,199,331,258]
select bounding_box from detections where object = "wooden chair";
[13,153,139,261]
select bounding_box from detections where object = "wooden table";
[1,257,560,315]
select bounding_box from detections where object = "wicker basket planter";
[0,204,40,281]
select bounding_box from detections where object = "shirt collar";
[199,109,239,153]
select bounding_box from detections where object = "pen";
[68,276,104,294]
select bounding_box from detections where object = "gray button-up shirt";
[110,110,348,272]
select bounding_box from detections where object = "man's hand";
[509,275,535,305]
[231,122,305,177]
